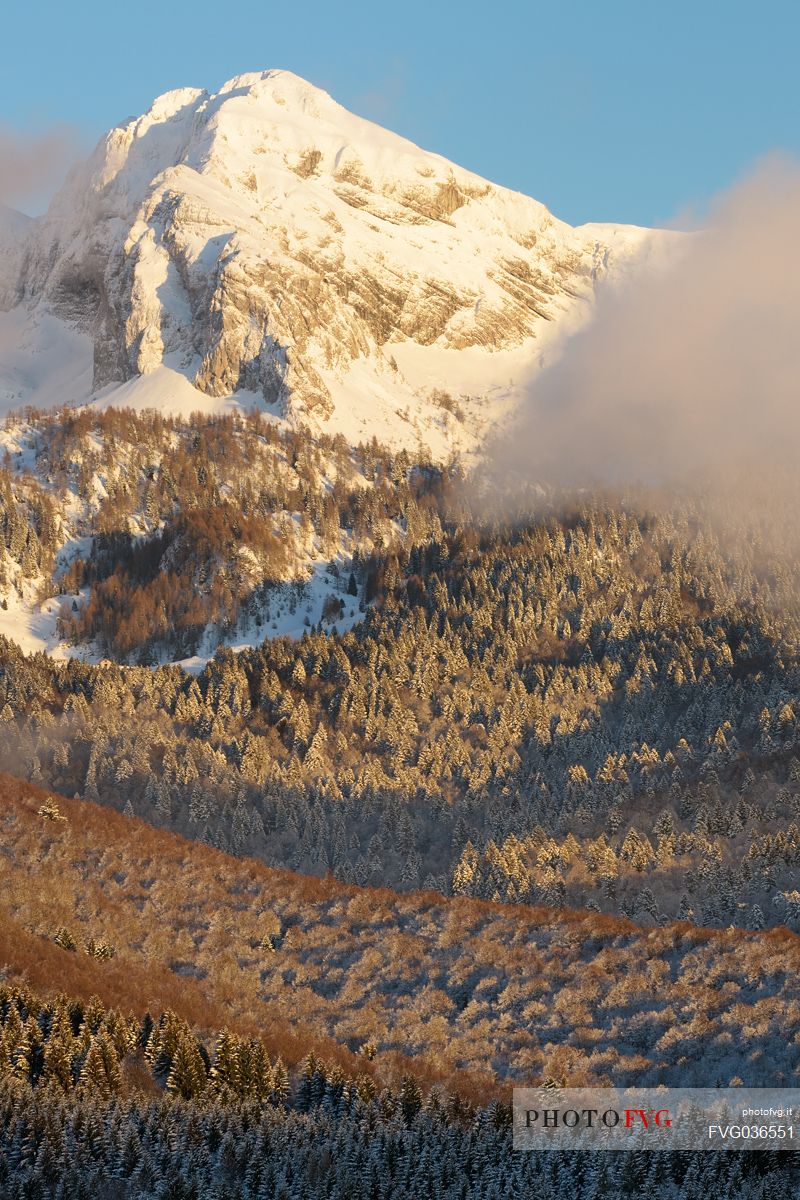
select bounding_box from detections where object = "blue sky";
[3,0,798,226]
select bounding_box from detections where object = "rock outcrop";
[2,71,665,445]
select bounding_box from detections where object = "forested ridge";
[2,777,800,1090]
[2,409,800,931]
[2,981,796,1200]
[2,406,800,1195]
[0,778,799,1198]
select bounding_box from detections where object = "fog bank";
[493,157,800,498]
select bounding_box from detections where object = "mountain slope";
[1,70,666,451]
[0,206,31,308]
[3,773,798,1092]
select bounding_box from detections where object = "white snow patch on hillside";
[0,561,363,670]
[0,581,93,660]
[0,307,275,423]
[92,361,268,419]
[175,560,365,674]
[0,308,92,414]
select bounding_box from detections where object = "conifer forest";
[0,406,799,1195]
[4,1,800,1183]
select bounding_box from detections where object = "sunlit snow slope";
[0,70,667,454]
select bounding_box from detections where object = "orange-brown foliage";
[2,772,798,1099]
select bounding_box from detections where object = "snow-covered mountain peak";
[216,68,334,106]
[0,70,669,453]
[144,85,210,124]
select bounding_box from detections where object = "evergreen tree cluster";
[3,777,799,1093]
[2,407,800,926]
[0,983,795,1199]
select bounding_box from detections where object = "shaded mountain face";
[2,71,661,446]
[0,205,31,308]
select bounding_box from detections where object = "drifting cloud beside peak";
[493,156,800,496]
[0,123,80,212]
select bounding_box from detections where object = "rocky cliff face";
[0,207,32,310]
[3,71,664,447]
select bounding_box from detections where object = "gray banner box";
[513,1088,800,1152]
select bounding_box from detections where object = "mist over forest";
[1,55,799,1200]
